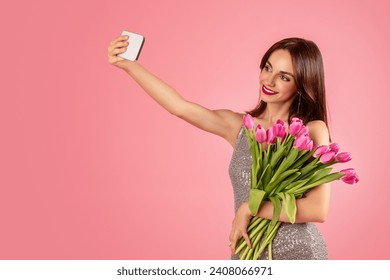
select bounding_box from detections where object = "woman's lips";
[262,85,277,95]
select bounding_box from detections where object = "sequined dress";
[229,126,328,260]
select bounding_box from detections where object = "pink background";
[1,0,389,259]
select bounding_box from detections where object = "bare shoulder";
[213,109,244,148]
[306,120,330,146]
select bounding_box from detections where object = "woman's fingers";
[110,35,129,45]
[242,231,252,249]
[108,41,128,55]
[107,35,130,65]
[230,240,236,255]
[229,227,252,255]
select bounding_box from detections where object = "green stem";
[236,219,269,255]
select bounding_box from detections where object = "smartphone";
[117,30,145,61]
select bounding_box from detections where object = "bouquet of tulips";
[235,115,359,260]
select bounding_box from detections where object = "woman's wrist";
[122,60,138,74]
[255,201,273,219]
[241,201,253,219]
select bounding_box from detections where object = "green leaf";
[271,172,302,195]
[297,172,344,192]
[256,178,264,190]
[251,162,257,189]
[284,147,299,167]
[290,149,316,170]
[269,197,282,228]
[283,193,297,224]
[261,164,273,187]
[262,148,269,169]
[270,148,299,181]
[299,160,318,177]
[270,145,287,169]
[306,167,333,185]
[265,169,299,193]
[259,164,269,183]
[249,189,266,216]
[284,179,311,193]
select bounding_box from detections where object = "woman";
[107,35,330,260]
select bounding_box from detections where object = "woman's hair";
[246,37,328,127]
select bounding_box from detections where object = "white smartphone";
[117,30,145,61]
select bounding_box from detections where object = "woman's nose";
[263,74,275,87]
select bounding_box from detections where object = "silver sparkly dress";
[229,126,328,260]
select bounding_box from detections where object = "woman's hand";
[107,34,132,70]
[229,201,252,255]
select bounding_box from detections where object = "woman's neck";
[259,103,291,124]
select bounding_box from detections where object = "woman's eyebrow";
[266,60,295,77]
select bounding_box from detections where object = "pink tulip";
[243,114,254,130]
[336,152,352,163]
[306,140,314,151]
[313,145,330,158]
[293,134,311,151]
[340,168,359,184]
[329,143,340,154]
[267,127,276,144]
[255,124,267,143]
[296,125,309,138]
[289,118,303,136]
[273,120,287,142]
[319,151,336,163]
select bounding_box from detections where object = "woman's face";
[259,49,298,104]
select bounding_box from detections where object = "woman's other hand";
[229,201,252,255]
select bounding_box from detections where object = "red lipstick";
[262,85,277,96]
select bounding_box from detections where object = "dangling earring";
[297,92,302,115]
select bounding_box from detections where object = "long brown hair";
[246,38,329,127]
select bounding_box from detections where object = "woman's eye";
[264,65,271,72]
[281,75,290,81]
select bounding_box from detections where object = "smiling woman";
[108,35,332,260]
[260,50,298,103]
[248,38,328,127]
[227,38,332,260]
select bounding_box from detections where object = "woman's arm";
[252,183,330,223]
[108,35,242,146]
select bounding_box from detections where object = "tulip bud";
[340,168,359,184]
[330,143,340,154]
[293,134,311,151]
[273,120,287,142]
[336,152,352,163]
[313,145,330,158]
[267,127,276,144]
[255,124,267,143]
[319,151,336,163]
[296,125,309,138]
[243,114,254,130]
[289,118,303,136]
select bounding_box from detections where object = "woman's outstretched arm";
[108,34,242,146]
